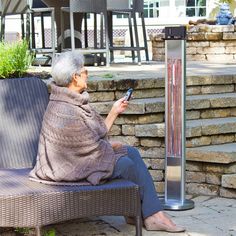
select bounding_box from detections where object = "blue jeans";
[110,146,163,219]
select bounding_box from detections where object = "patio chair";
[31,0,56,64]
[0,0,32,41]
[60,0,110,66]
[0,77,142,236]
[107,0,149,64]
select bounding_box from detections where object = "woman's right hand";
[105,97,129,132]
[111,97,129,116]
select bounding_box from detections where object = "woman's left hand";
[111,97,129,115]
[110,141,123,150]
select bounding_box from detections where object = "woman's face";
[75,67,88,92]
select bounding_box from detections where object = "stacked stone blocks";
[88,73,236,198]
[150,24,236,63]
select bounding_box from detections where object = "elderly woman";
[29,51,185,233]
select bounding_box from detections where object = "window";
[144,0,159,18]
[114,0,207,20]
[146,0,207,18]
[186,0,206,17]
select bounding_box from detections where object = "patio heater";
[162,26,194,210]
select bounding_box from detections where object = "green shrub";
[0,40,33,79]
[14,227,56,236]
[43,228,56,236]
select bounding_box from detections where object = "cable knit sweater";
[29,83,127,185]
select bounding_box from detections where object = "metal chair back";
[133,0,144,13]
[70,0,107,13]
[31,1,56,63]
[107,0,148,64]
[61,0,110,66]
[107,0,130,10]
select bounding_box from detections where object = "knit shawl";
[29,83,127,185]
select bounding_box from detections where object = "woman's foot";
[144,211,186,232]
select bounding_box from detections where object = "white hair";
[51,51,84,86]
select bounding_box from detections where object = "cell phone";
[124,88,133,101]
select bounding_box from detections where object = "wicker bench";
[0,77,142,236]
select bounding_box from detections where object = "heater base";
[159,198,194,211]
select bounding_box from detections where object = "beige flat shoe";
[145,220,186,233]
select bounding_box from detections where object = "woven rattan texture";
[0,77,49,168]
[0,78,141,235]
[0,169,140,227]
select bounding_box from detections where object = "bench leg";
[35,226,41,236]
[135,215,142,236]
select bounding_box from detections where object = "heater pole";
[161,26,194,210]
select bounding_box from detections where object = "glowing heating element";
[167,58,182,158]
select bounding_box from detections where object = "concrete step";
[135,117,236,139]
[89,74,235,90]
[114,83,235,99]
[186,74,236,86]
[89,86,236,102]
[186,83,235,96]
[91,93,236,117]
[222,174,236,189]
[186,93,236,110]
[187,143,236,164]
[186,133,235,148]
[88,74,236,99]
[186,117,236,137]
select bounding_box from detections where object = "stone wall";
[84,73,236,199]
[150,24,236,63]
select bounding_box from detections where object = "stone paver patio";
[41,196,236,236]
